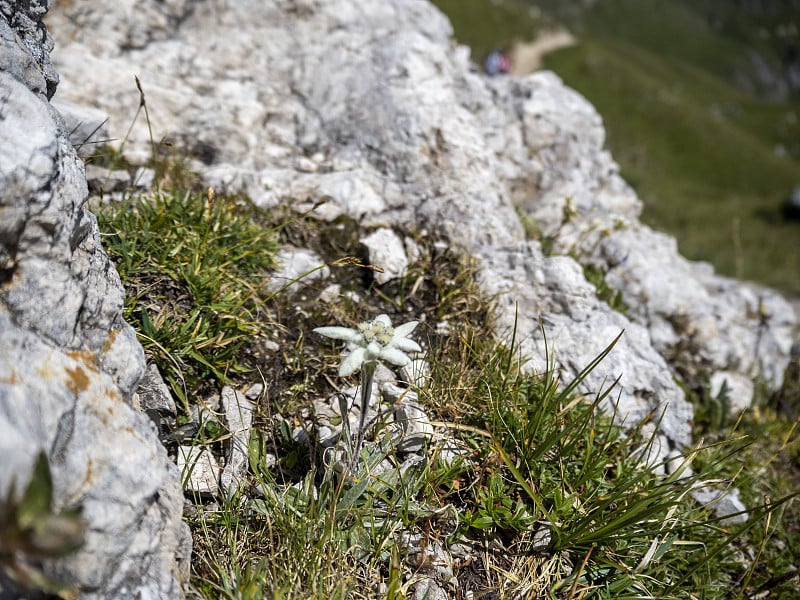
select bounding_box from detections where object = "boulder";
[0,3,189,598]
[45,0,797,453]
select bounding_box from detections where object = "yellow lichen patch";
[0,369,20,384]
[64,365,91,396]
[67,348,97,365]
[101,328,119,354]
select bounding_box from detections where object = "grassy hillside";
[431,0,800,294]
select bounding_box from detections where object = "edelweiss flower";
[314,314,422,376]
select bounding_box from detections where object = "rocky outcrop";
[496,71,796,392]
[0,3,189,599]
[45,0,796,452]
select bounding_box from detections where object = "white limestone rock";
[177,445,220,496]
[361,227,409,284]
[220,385,255,497]
[85,164,132,193]
[266,246,330,293]
[709,370,755,415]
[134,362,177,415]
[479,242,694,448]
[51,97,109,157]
[691,484,748,525]
[401,358,430,390]
[1,7,189,597]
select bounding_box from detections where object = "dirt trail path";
[509,30,576,75]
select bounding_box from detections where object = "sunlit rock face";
[46,0,795,456]
[0,2,190,598]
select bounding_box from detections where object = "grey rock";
[402,532,454,584]
[436,434,471,466]
[313,384,382,448]
[530,523,552,553]
[631,425,671,476]
[478,242,694,447]
[266,246,330,293]
[0,313,190,600]
[133,166,155,189]
[497,71,796,392]
[0,71,144,396]
[220,386,255,497]
[51,97,109,156]
[380,381,417,404]
[85,164,131,194]
[177,445,220,496]
[319,283,342,304]
[412,578,448,600]
[134,362,177,415]
[1,5,189,598]
[244,382,264,400]
[0,0,58,98]
[709,371,754,415]
[400,358,430,389]
[360,227,408,284]
[394,400,434,454]
[691,484,748,525]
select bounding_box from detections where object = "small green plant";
[97,188,278,409]
[421,323,797,598]
[0,453,84,599]
[582,263,629,314]
[314,313,422,468]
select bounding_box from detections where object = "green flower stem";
[352,360,377,468]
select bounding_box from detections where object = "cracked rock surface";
[0,3,190,598]
[47,0,798,448]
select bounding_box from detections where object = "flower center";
[358,318,395,346]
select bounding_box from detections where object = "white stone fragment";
[319,283,342,303]
[413,579,448,600]
[85,164,132,193]
[133,167,155,189]
[177,446,220,496]
[709,371,755,415]
[51,97,109,156]
[401,358,430,389]
[245,383,264,400]
[135,363,176,415]
[691,484,748,525]
[404,236,422,264]
[361,228,409,285]
[394,401,434,454]
[220,386,255,497]
[266,246,330,293]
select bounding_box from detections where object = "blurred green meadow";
[432,0,800,295]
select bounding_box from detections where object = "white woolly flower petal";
[365,341,383,361]
[374,314,392,327]
[392,337,422,353]
[317,314,422,378]
[393,320,418,338]
[339,347,367,376]
[378,347,413,367]
[314,326,360,342]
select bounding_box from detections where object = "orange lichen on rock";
[65,364,90,396]
[101,329,119,354]
[67,348,97,365]
[0,369,20,384]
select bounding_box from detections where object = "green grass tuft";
[97,190,278,409]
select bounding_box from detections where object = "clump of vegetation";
[97,188,278,409]
[0,453,84,599]
[88,79,800,599]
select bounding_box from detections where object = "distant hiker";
[484,48,511,76]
